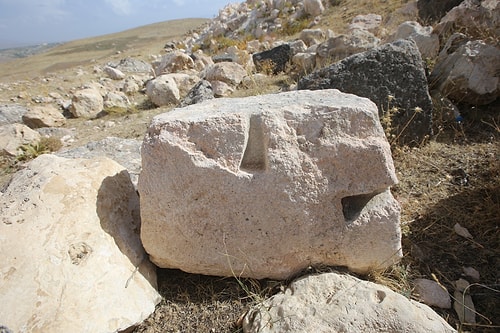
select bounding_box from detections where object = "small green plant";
[16,136,62,161]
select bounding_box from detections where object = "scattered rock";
[146,75,180,106]
[243,272,456,333]
[155,51,194,75]
[414,278,452,309]
[315,29,380,65]
[0,123,41,156]
[434,0,499,40]
[104,91,131,109]
[387,21,440,59]
[211,80,234,97]
[203,62,247,86]
[303,0,325,17]
[178,80,214,107]
[299,29,326,47]
[453,223,473,239]
[430,38,500,105]
[462,267,480,281]
[70,88,104,119]
[139,89,401,280]
[0,154,160,332]
[104,65,126,80]
[253,44,292,74]
[0,104,28,125]
[299,39,433,145]
[111,57,153,73]
[349,13,382,33]
[22,105,66,128]
[292,52,316,74]
[453,279,476,324]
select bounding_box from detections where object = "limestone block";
[0,154,160,332]
[139,89,401,280]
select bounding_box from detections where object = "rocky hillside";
[0,1,498,332]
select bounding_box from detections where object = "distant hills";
[0,43,64,63]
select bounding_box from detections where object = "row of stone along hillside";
[1,0,498,155]
[0,1,498,332]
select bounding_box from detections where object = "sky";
[0,0,234,49]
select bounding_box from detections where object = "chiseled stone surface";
[139,89,401,280]
[0,154,160,333]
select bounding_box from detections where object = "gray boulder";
[0,104,28,126]
[299,39,433,146]
[178,80,214,107]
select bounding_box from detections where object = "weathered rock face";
[139,89,402,280]
[0,123,40,156]
[243,272,457,333]
[430,38,500,105]
[22,105,66,128]
[178,80,214,107]
[155,51,194,75]
[387,21,440,59]
[253,44,292,74]
[315,29,380,65]
[303,0,325,17]
[203,62,247,86]
[0,104,28,125]
[70,88,104,119]
[299,39,433,145]
[104,65,126,80]
[0,154,160,333]
[434,0,499,39]
[146,75,181,106]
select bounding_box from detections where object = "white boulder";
[146,75,181,106]
[203,62,247,87]
[430,38,500,105]
[70,88,104,119]
[104,66,126,80]
[387,21,440,59]
[303,0,325,17]
[0,154,160,333]
[139,89,402,280]
[243,272,457,333]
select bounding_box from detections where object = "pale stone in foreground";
[243,272,457,333]
[139,89,401,279]
[0,154,160,333]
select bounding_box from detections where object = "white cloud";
[104,0,133,16]
[172,0,185,5]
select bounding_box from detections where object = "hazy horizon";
[0,0,235,49]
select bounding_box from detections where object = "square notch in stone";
[240,114,269,172]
